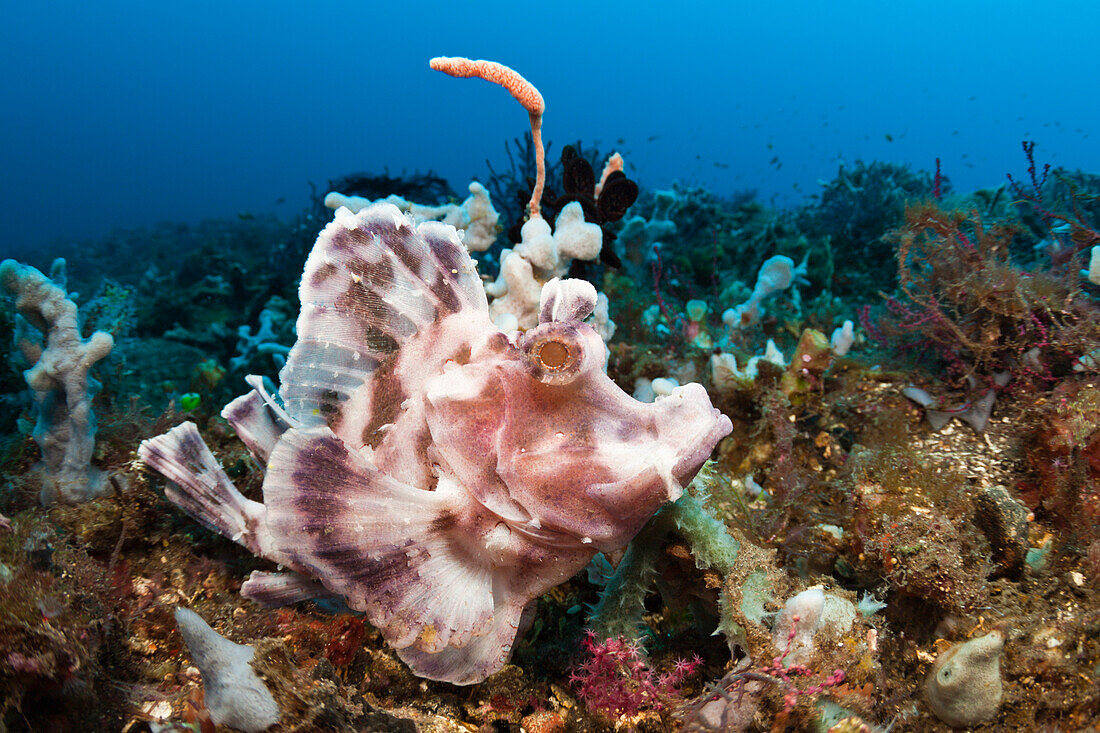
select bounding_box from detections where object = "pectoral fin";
[262,427,496,657]
[138,422,266,555]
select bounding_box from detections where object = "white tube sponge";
[489,204,605,331]
[175,607,279,733]
[514,215,557,273]
[1,259,113,504]
[455,181,501,253]
[710,340,787,391]
[771,586,856,666]
[722,254,808,329]
[548,201,603,270]
[514,202,602,277]
[486,249,543,330]
[587,291,616,342]
[830,320,855,356]
[325,181,500,253]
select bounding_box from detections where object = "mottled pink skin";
[374,276,732,682]
[425,316,730,553]
[140,204,733,685]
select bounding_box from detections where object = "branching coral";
[798,160,937,295]
[883,201,1100,384]
[1,259,114,504]
[587,478,741,645]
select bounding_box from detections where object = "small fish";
[140,203,731,684]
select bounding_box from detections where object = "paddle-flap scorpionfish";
[140,202,732,684]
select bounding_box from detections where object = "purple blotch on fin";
[240,570,338,608]
[262,426,495,655]
[279,204,489,428]
[138,422,265,555]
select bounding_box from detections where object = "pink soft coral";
[570,630,703,718]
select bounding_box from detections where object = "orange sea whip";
[430,57,546,219]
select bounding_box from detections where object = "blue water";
[2,1,1095,256]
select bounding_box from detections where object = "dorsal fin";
[278,203,490,434]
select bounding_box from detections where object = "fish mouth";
[658,383,733,484]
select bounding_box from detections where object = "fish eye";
[537,340,570,370]
[522,323,586,385]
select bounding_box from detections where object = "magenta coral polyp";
[570,630,703,718]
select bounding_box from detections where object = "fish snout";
[658,382,723,422]
[654,382,733,481]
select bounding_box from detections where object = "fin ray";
[263,427,495,652]
[138,422,265,554]
[240,570,337,607]
[396,598,524,685]
[220,384,289,465]
[279,204,488,428]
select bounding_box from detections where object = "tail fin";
[138,422,265,555]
